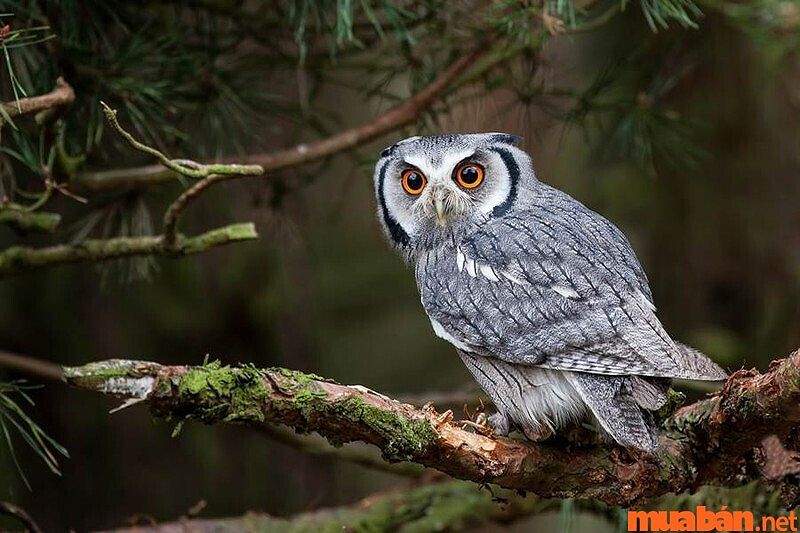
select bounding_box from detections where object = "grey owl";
[373,133,727,451]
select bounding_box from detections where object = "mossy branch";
[93,481,796,533]
[0,223,257,277]
[100,103,264,248]
[100,479,578,533]
[0,209,61,233]
[64,348,800,507]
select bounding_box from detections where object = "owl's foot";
[487,411,510,437]
[522,425,554,442]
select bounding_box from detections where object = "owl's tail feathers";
[673,341,728,381]
[565,372,660,451]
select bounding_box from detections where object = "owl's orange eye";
[455,163,484,189]
[401,169,427,195]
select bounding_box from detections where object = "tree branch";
[0,222,257,277]
[0,209,61,233]
[63,349,800,507]
[72,45,487,191]
[97,480,792,533]
[0,77,75,128]
[0,351,63,381]
[100,480,569,533]
[257,422,426,478]
[99,102,264,248]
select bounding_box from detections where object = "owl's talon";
[522,425,554,442]
[487,412,510,437]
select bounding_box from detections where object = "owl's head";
[373,133,536,252]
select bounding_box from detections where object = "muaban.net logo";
[627,507,799,532]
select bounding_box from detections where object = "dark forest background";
[0,1,799,531]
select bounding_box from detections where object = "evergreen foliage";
[0,0,797,501]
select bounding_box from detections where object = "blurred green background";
[0,1,799,530]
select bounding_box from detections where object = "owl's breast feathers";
[415,185,726,381]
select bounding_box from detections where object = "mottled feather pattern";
[375,133,726,451]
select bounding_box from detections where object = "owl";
[373,133,727,451]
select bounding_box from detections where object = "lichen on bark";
[63,350,800,507]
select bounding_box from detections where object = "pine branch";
[0,77,75,129]
[71,45,488,191]
[0,223,257,277]
[0,210,61,233]
[100,102,263,248]
[0,351,63,382]
[63,348,800,507]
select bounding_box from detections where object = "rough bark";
[63,349,800,507]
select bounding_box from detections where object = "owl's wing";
[417,187,726,380]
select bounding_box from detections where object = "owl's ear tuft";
[380,136,422,158]
[488,133,522,146]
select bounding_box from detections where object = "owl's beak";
[423,184,464,226]
[434,195,447,225]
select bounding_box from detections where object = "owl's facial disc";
[401,150,480,226]
[374,133,530,249]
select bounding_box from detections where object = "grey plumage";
[373,133,726,451]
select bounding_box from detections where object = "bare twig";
[74,46,488,191]
[0,223,257,277]
[100,103,263,180]
[161,174,228,249]
[0,501,43,533]
[0,351,63,381]
[63,348,800,507]
[0,77,75,129]
[100,102,263,248]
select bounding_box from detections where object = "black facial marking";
[490,133,522,146]
[377,160,410,247]
[489,146,519,218]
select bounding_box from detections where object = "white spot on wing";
[465,258,477,277]
[501,269,525,285]
[552,284,580,299]
[479,264,500,282]
[430,317,472,351]
[456,248,466,272]
[456,249,526,285]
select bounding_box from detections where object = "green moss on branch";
[0,222,257,277]
[63,350,800,507]
[0,210,61,233]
